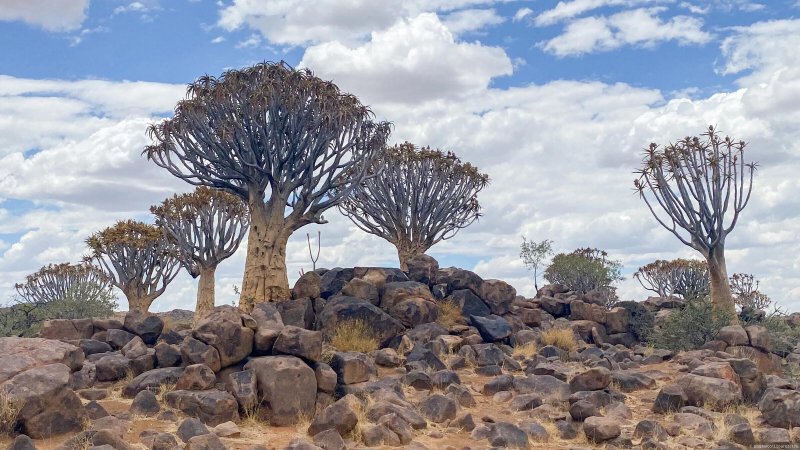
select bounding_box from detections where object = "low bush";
[328,319,379,353]
[544,248,622,304]
[539,327,577,352]
[615,300,654,343]
[651,297,733,351]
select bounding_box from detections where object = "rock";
[745,325,771,352]
[106,329,136,349]
[130,348,156,375]
[718,325,749,346]
[514,374,571,403]
[691,361,740,384]
[120,336,148,359]
[483,374,514,395]
[446,289,491,318]
[353,267,409,290]
[430,370,460,390]
[154,342,182,368]
[273,326,322,362]
[176,364,217,390]
[307,394,359,436]
[569,300,607,324]
[158,329,185,345]
[7,435,36,450]
[519,422,549,442]
[79,339,113,356]
[85,400,109,419]
[79,388,108,401]
[226,369,258,411]
[250,302,284,354]
[757,427,791,444]
[758,388,800,428]
[0,363,86,439]
[330,352,372,385]
[38,318,94,340]
[511,394,543,411]
[95,354,131,382]
[177,417,210,442]
[436,267,483,296]
[381,281,437,325]
[164,390,240,426]
[319,268,355,298]
[186,433,226,450]
[312,362,337,394]
[653,384,687,413]
[452,413,476,431]
[341,278,379,305]
[374,348,402,367]
[569,399,600,421]
[123,311,164,345]
[71,362,96,390]
[181,337,222,372]
[472,343,505,367]
[605,307,629,334]
[151,433,179,450]
[122,367,183,397]
[378,412,413,444]
[448,384,476,407]
[293,271,322,299]
[193,306,254,369]
[634,419,668,441]
[680,373,743,410]
[312,429,346,450]
[130,390,160,416]
[729,422,755,446]
[366,399,427,430]
[361,423,400,447]
[244,356,316,425]
[611,370,656,392]
[569,367,611,392]
[470,314,512,342]
[276,297,315,329]
[0,337,84,384]
[726,358,767,403]
[406,254,439,285]
[539,296,571,317]
[316,296,404,347]
[583,416,621,443]
[487,422,529,448]
[480,279,515,315]
[418,394,457,423]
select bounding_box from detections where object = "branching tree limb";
[144,62,390,311]
[338,142,489,270]
[152,187,249,323]
[86,220,181,312]
[634,126,757,319]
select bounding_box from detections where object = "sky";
[1,0,799,313]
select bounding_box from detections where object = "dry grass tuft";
[347,395,372,444]
[512,341,538,359]
[539,327,577,352]
[293,411,313,436]
[329,319,379,353]
[436,301,463,328]
[157,382,176,404]
[0,390,19,434]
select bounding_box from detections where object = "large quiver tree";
[634,126,757,319]
[151,187,249,323]
[338,142,489,270]
[86,220,181,312]
[144,62,391,311]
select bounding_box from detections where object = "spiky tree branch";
[86,220,180,312]
[634,258,709,299]
[338,142,489,270]
[15,262,112,306]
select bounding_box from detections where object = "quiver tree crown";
[338,142,489,270]
[86,220,181,312]
[15,262,114,305]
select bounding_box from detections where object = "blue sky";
[1,0,800,312]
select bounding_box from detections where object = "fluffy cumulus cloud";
[540,7,712,56]
[0,0,89,31]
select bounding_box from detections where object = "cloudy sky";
[1,0,799,312]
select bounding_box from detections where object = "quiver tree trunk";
[239,196,291,312]
[194,266,217,325]
[396,242,429,272]
[123,286,154,313]
[705,246,737,322]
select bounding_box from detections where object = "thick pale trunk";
[194,266,216,326]
[240,199,291,313]
[396,243,428,272]
[123,285,151,313]
[706,246,738,323]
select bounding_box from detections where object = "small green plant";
[520,237,553,291]
[329,319,379,353]
[543,248,622,303]
[651,297,734,350]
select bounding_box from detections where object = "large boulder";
[436,267,483,296]
[180,336,222,372]
[164,390,240,426]
[569,300,607,324]
[293,271,321,300]
[718,325,749,347]
[470,315,512,342]
[341,278,379,305]
[679,373,743,410]
[123,311,164,345]
[381,281,434,310]
[193,306,254,369]
[0,337,84,384]
[226,369,258,412]
[569,367,611,392]
[250,303,284,354]
[330,352,373,385]
[316,296,404,347]
[276,298,315,330]
[319,268,355,298]
[95,354,131,382]
[273,326,322,362]
[307,394,360,436]
[352,267,409,290]
[38,319,94,340]
[387,297,438,327]
[758,388,800,428]
[406,255,439,285]
[244,356,317,426]
[0,363,86,438]
[583,416,621,443]
[479,279,515,315]
[446,289,491,318]
[123,367,184,397]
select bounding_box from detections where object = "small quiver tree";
[144,62,390,311]
[152,187,249,323]
[86,220,181,313]
[633,258,709,299]
[730,273,771,311]
[4,262,118,336]
[634,126,757,320]
[338,142,489,271]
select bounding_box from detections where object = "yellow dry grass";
[539,327,577,352]
[512,341,538,359]
[436,301,464,328]
[0,390,19,434]
[329,319,379,353]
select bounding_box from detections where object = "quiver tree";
[634,126,757,319]
[338,142,489,270]
[730,273,771,311]
[152,187,249,323]
[86,220,181,312]
[144,62,391,311]
[633,258,709,299]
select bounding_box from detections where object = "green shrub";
[544,248,622,303]
[651,297,734,351]
[740,310,800,357]
[615,300,654,343]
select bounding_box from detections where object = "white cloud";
[540,7,712,56]
[0,0,89,31]
[300,13,513,105]
[442,8,505,34]
[513,7,533,22]
[534,0,656,26]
